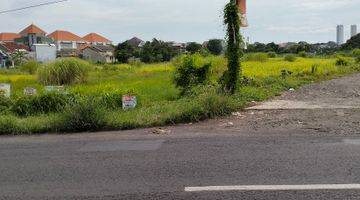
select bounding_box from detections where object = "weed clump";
[38,58,91,85]
[284,54,297,62]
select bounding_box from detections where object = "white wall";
[33,44,56,63]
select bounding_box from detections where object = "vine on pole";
[222,0,244,94]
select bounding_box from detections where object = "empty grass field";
[0,55,358,134]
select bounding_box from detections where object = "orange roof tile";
[48,30,84,42]
[83,33,111,43]
[19,24,46,35]
[0,33,21,41]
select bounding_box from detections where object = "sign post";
[0,83,11,98]
[122,95,137,110]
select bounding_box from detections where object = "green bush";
[60,99,106,132]
[244,53,269,62]
[267,52,277,58]
[19,60,40,74]
[128,57,143,67]
[356,56,360,63]
[352,49,360,57]
[0,115,18,135]
[335,57,350,66]
[298,51,308,58]
[0,96,12,114]
[11,93,72,116]
[174,54,211,95]
[284,54,297,62]
[37,58,91,85]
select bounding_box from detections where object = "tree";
[140,39,180,63]
[115,41,139,63]
[221,0,243,94]
[186,42,202,54]
[342,33,360,50]
[207,39,223,55]
[11,50,27,66]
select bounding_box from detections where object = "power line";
[0,0,68,14]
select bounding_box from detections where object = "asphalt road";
[1,74,360,200]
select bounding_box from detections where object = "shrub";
[11,93,72,116]
[128,57,143,67]
[356,56,360,63]
[352,49,360,57]
[0,96,12,114]
[284,54,296,62]
[267,52,277,58]
[19,60,40,74]
[335,57,350,66]
[174,54,211,95]
[37,58,91,85]
[298,51,308,58]
[244,53,269,62]
[0,115,18,135]
[60,99,106,132]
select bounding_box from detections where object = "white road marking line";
[185,184,360,192]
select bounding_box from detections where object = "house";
[48,30,86,51]
[31,44,56,63]
[83,33,112,46]
[0,50,9,68]
[0,42,30,67]
[15,24,53,47]
[127,37,145,48]
[82,45,115,63]
[0,33,21,42]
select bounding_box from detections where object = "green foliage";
[244,53,269,62]
[37,58,91,85]
[186,42,203,54]
[222,0,242,94]
[116,41,139,63]
[335,57,350,66]
[311,64,319,74]
[128,57,143,67]
[207,39,223,55]
[174,54,211,95]
[60,98,106,132]
[19,60,40,74]
[11,93,71,116]
[11,50,28,66]
[298,51,308,58]
[140,39,180,63]
[267,52,277,58]
[355,56,360,63]
[352,49,360,57]
[284,54,297,62]
[342,33,360,50]
[0,96,12,114]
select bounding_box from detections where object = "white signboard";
[0,83,10,98]
[24,87,37,96]
[122,95,137,110]
[45,86,64,93]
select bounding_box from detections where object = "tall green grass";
[37,58,92,85]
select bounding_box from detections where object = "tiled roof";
[19,24,46,35]
[0,42,30,53]
[83,33,111,43]
[0,33,21,41]
[48,30,84,42]
[83,45,114,53]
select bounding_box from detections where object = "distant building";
[48,30,86,51]
[127,37,145,48]
[83,33,112,46]
[31,44,56,63]
[0,33,21,42]
[336,25,344,45]
[15,24,53,47]
[351,25,357,38]
[0,42,30,67]
[82,45,115,63]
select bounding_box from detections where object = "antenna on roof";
[0,0,68,14]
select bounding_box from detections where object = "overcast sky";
[1,0,359,44]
